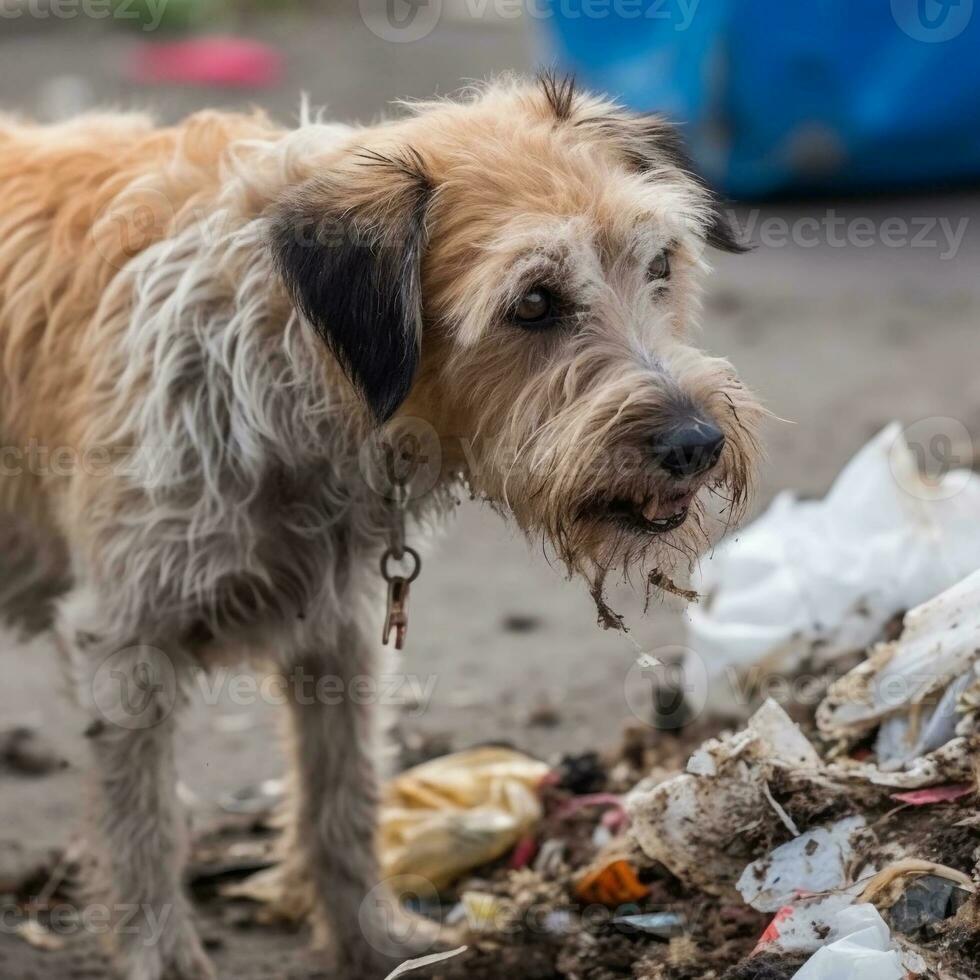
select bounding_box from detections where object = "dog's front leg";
[283,619,435,978]
[58,590,214,980]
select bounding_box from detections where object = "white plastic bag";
[791,905,904,980]
[737,816,865,912]
[687,423,980,714]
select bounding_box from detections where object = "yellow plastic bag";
[380,747,550,890]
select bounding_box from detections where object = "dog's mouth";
[587,488,696,535]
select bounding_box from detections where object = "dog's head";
[271,75,764,599]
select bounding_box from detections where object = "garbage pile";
[374,678,978,977]
[373,573,979,979]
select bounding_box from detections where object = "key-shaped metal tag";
[383,576,411,650]
[381,545,420,651]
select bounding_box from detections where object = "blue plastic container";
[542,0,980,196]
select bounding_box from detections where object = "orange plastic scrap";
[575,859,650,907]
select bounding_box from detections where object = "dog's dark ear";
[703,205,749,255]
[578,110,750,254]
[641,118,750,255]
[270,148,432,423]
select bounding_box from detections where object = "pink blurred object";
[508,835,538,870]
[600,806,630,835]
[553,792,621,818]
[890,783,975,806]
[553,792,626,822]
[130,37,283,89]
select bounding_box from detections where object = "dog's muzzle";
[582,413,727,536]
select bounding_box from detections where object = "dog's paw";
[317,909,447,980]
[387,907,451,957]
[331,944,409,980]
[232,860,314,926]
[120,927,216,980]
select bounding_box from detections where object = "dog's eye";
[648,251,671,281]
[513,285,556,327]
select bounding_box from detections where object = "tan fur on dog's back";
[0,110,276,523]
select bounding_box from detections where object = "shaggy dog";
[0,75,762,978]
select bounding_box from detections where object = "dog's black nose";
[654,420,725,478]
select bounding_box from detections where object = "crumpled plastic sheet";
[627,700,825,893]
[686,424,980,714]
[789,904,904,980]
[753,893,863,956]
[874,671,973,771]
[737,816,866,912]
[380,747,550,890]
[824,736,978,789]
[818,567,980,770]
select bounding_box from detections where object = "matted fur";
[0,75,762,980]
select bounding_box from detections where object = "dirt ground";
[1,6,980,978]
